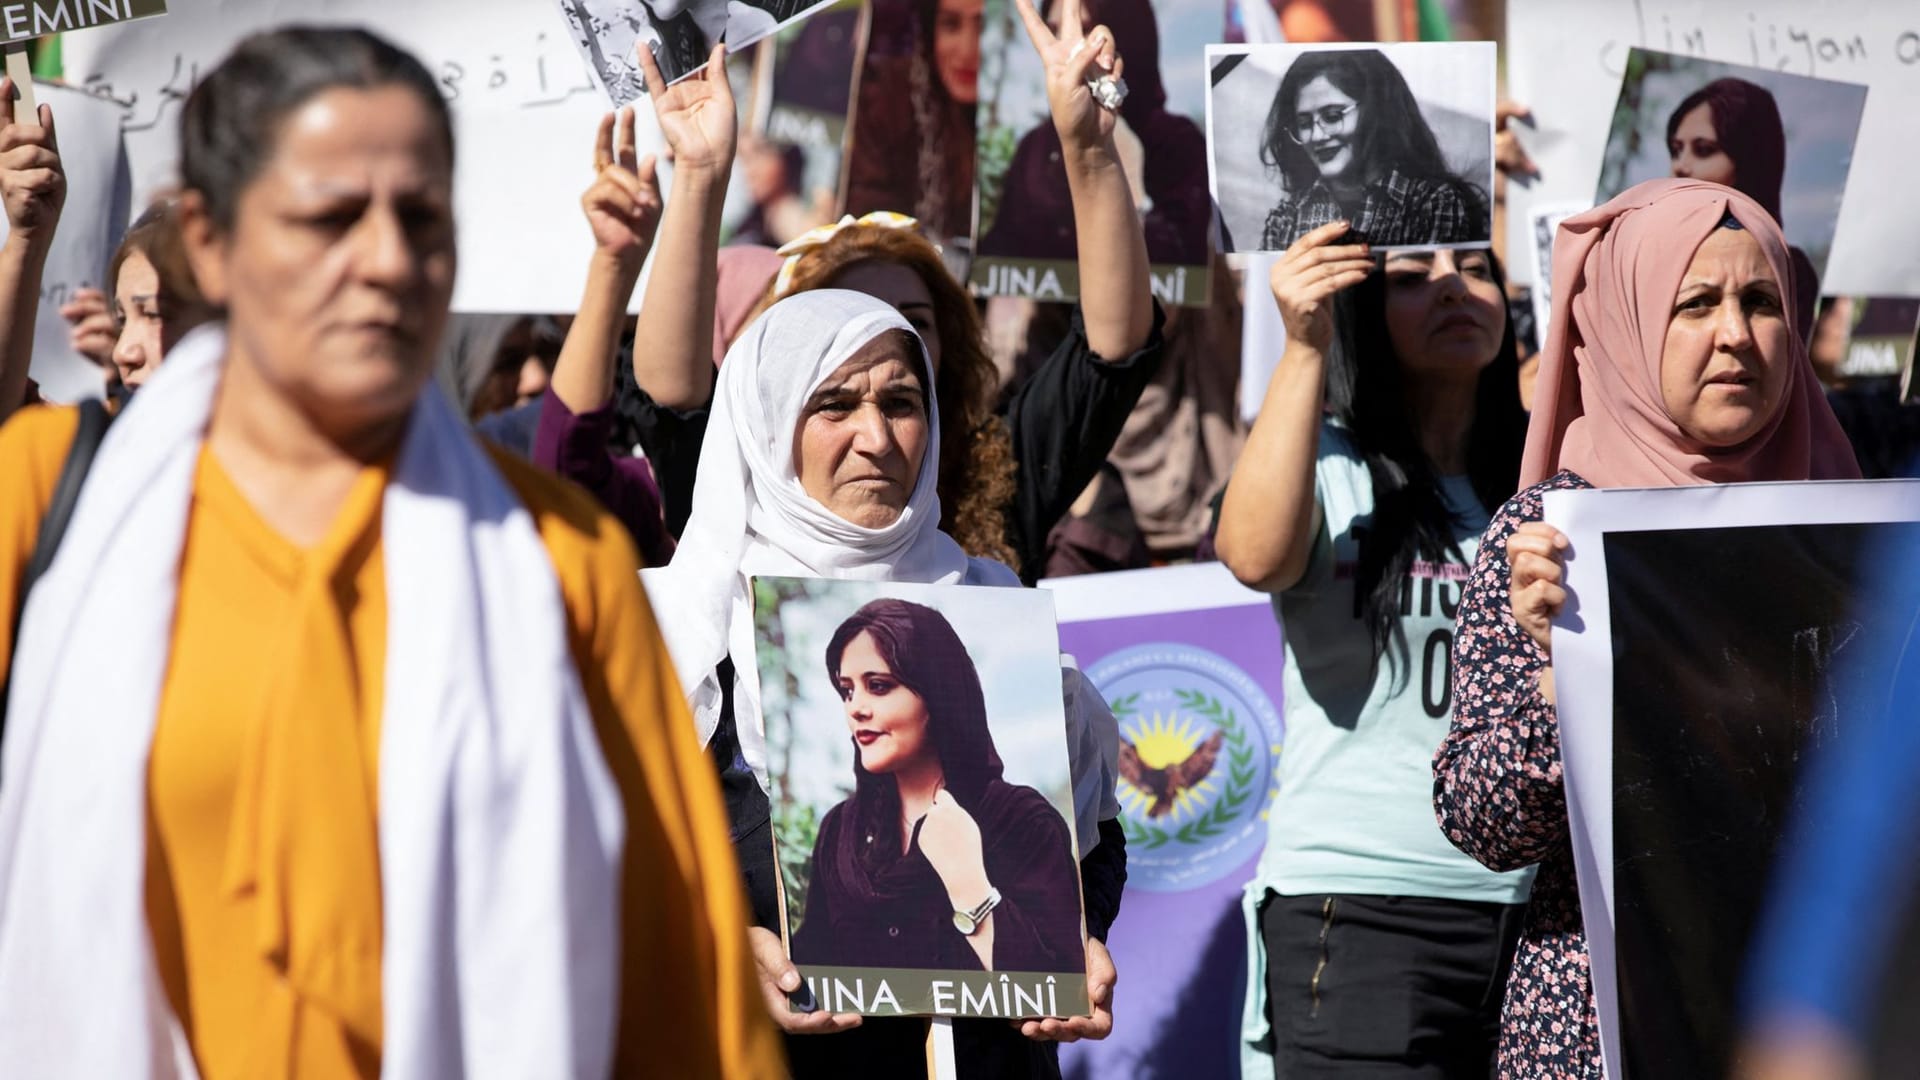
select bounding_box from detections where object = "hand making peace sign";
[583,105,662,271]
[1010,0,1123,157]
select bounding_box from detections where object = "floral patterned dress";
[1433,469,1601,1079]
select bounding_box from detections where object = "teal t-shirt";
[1253,422,1533,903]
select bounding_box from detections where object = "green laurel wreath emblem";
[1110,689,1258,851]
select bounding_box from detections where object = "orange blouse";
[0,405,782,1079]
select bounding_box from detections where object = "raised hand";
[637,42,736,175]
[583,105,662,269]
[1269,221,1373,353]
[917,789,990,908]
[1011,0,1120,157]
[1507,520,1569,658]
[0,76,64,250]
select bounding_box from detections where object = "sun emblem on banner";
[1086,642,1283,891]
[1111,689,1259,852]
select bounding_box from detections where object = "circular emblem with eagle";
[1088,643,1284,892]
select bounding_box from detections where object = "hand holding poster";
[1206,42,1495,253]
[1545,480,1920,1079]
[754,576,1089,1019]
[9,82,130,403]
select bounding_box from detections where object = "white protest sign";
[62,0,669,315]
[12,81,128,403]
[1506,2,1920,296]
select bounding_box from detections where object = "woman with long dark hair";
[1259,48,1487,249]
[1217,221,1531,1076]
[792,598,1083,975]
[1664,76,1819,334]
[844,0,981,240]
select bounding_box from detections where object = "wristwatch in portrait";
[951,887,1002,936]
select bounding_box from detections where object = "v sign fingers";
[616,105,639,174]
[1011,0,1057,56]
[1058,0,1085,42]
[593,110,617,173]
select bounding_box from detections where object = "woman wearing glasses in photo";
[1259,49,1487,250]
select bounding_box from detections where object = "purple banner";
[1044,565,1285,1080]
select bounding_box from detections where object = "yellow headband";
[772,211,924,297]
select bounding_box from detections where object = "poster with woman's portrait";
[971,0,1215,307]
[1596,49,1868,332]
[725,4,869,246]
[753,576,1090,1018]
[842,0,981,250]
[560,0,842,100]
[1206,41,1496,254]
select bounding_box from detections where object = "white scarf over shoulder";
[643,290,1018,787]
[0,326,626,1077]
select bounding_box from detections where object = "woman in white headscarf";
[644,288,1124,1078]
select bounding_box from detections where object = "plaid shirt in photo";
[1261,169,1483,249]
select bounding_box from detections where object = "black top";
[620,302,1168,581]
[791,780,1083,974]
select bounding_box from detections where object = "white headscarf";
[643,290,1018,786]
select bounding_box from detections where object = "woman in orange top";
[0,27,779,1080]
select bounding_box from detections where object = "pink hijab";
[712,244,785,367]
[1520,178,1858,488]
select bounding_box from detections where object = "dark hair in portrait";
[1259,48,1479,212]
[181,26,453,230]
[1665,77,1786,224]
[789,597,1084,978]
[1327,249,1526,669]
[824,598,1005,811]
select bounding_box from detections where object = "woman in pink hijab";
[1430,178,1859,1079]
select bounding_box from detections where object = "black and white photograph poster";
[1545,480,1920,1080]
[1595,48,1868,327]
[752,576,1090,1019]
[1204,41,1495,253]
[560,0,839,100]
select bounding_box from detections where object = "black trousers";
[1260,892,1524,1079]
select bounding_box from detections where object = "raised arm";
[549,106,662,415]
[1010,0,1148,360]
[1214,222,1371,592]
[0,80,64,419]
[628,43,736,411]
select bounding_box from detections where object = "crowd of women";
[0,5,1907,1079]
